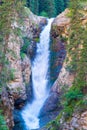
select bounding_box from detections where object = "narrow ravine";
[21,18,54,130]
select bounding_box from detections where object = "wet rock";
[40,18,47,26]
[13,110,23,124]
[26,77,33,101]
[50,37,66,84]
[14,98,26,109]
[50,9,74,92]
[13,109,27,130]
[39,92,62,127]
[27,41,37,59]
[39,18,48,31]
[21,55,31,84]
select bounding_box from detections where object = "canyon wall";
[1,8,47,129]
[49,8,87,130]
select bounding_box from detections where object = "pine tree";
[64,0,69,8]
[55,0,64,15]
[27,0,68,17]
[39,0,56,17]
[26,0,30,7]
[28,0,39,15]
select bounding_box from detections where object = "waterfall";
[22,18,54,130]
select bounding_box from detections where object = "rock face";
[51,62,75,94]
[1,8,47,130]
[50,9,74,93]
[21,55,31,85]
[50,9,70,85]
[49,8,87,130]
[51,8,87,92]
[50,37,66,84]
[51,9,70,38]
[51,9,70,87]
[62,111,87,130]
[1,88,14,130]
[39,92,62,127]
[23,8,47,60]
[7,34,27,101]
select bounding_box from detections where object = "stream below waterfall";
[21,18,54,130]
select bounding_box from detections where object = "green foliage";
[34,37,39,43]
[14,28,22,37]
[21,37,30,54]
[20,37,31,60]
[0,110,9,130]
[63,0,87,119]
[39,0,56,18]
[65,88,83,102]
[50,120,60,130]
[40,11,48,17]
[10,68,15,80]
[63,86,84,117]
[27,0,39,15]
[26,0,68,17]
[60,35,68,42]
[66,64,77,73]
[20,52,26,60]
[0,0,26,90]
[62,0,87,121]
[47,111,63,130]
[55,0,65,15]
[64,0,69,8]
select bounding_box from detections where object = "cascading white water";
[22,18,54,130]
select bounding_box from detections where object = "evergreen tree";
[55,0,64,15]
[26,0,68,17]
[64,0,69,8]
[28,0,39,15]
[26,0,30,7]
[39,0,56,17]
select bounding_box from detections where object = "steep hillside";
[47,3,87,130]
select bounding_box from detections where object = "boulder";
[14,98,26,109]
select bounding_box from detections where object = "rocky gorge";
[1,6,87,130]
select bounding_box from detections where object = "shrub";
[20,52,26,60]
[21,37,30,54]
[0,110,8,130]
[40,11,48,17]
